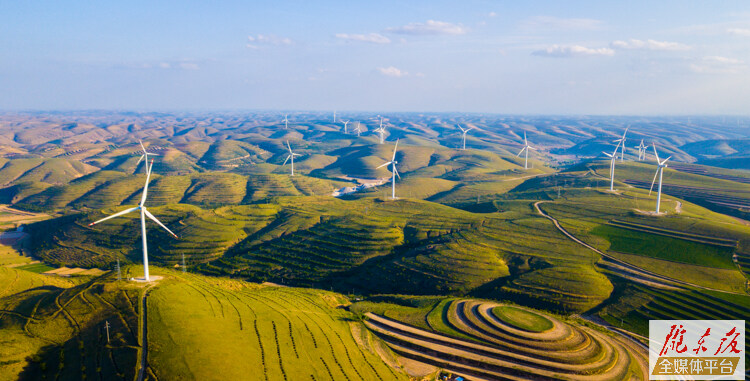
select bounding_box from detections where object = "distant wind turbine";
[516,132,535,169]
[649,143,671,214]
[458,124,474,151]
[602,140,622,191]
[136,140,159,172]
[283,114,289,129]
[375,119,386,144]
[283,140,301,176]
[342,120,349,134]
[376,139,400,199]
[88,160,178,281]
[333,110,336,123]
[613,127,629,161]
[354,122,363,137]
[635,139,647,161]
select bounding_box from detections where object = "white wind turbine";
[374,118,386,144]
[136,140,159,172]
[354,121,363,137]
[649,143,671,214]
[283,140,301,176]
[283,114,289,129]
[333,110,336,123]
[516,132,536,169]
[635,139,647,161]
[613,128,629,161]
[88,160,178,281]
[342,120,349,134]
[602,140,622,191]
[458,124,474,150]
[376,139,400,199]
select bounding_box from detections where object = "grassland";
[491,305,553,332]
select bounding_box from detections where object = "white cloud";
[386,20,467,35]
[704,56,743,64]
[158,62,171,69]
[727,28,750,36]
[247,34,293,49]
[691,56,746,74]
[532,45,614,58]
[610,39,690,51]
[377,66,408,77]
[522,16,603,30]
[335,33,391,44]
[488,12,497,18]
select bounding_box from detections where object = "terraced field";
[365,298,647,380]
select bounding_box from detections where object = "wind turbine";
[283,114,289,129]
[354,122,363,137]
[136,140,159,172]
[649,143,671,214]
[635,139,647,161]
[333,110,336,123]
[613,128,629,161]
[516,132,535,169]
[375,119,386,144]
[458,124,474,150]
[602,140,622,191]
[376,139,400,199]
[88,160,178,281]
[342,120,349,134]
[283,140,301,176]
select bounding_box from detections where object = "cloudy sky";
[2,1,750,114]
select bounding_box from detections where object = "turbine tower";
[635,139,647,161]
[333,110,336,123]
[283,114,289,129]
[88,160,178,281]
[649,143,671,214]
[458,124,474,151]
[376,139,400,199]
[342,120,349,134]
[354,122,363,137]
[136,140,159,172]
[613,128,629,161]
[516,132,535,169]
[602,141,622,191]
[283,140,301,176]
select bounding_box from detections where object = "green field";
[491,305,553,332]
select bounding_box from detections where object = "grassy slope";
[148,270,407,380]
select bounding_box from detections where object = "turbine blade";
[603,152,613,157]
[661,156,671,165]
[517,147,527,157]
[376,161,392,169]
[139,140,146,153]
[392,139,399,161]
[286,140,292,153]
[394,167,401,180]
[283,155,290,166]
[144,208,178,238]
[652,143,660,163]
[89,206,140,226]
[649,168,659,195]
[523,131,527,145]
[136,155,144,165]
[140,159,154,206]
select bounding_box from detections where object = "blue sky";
[2,1,749,114]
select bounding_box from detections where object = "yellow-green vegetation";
[148,271,407,380]
[491,305,553,332]
[0,269,135,381]
[0,245,33,266]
